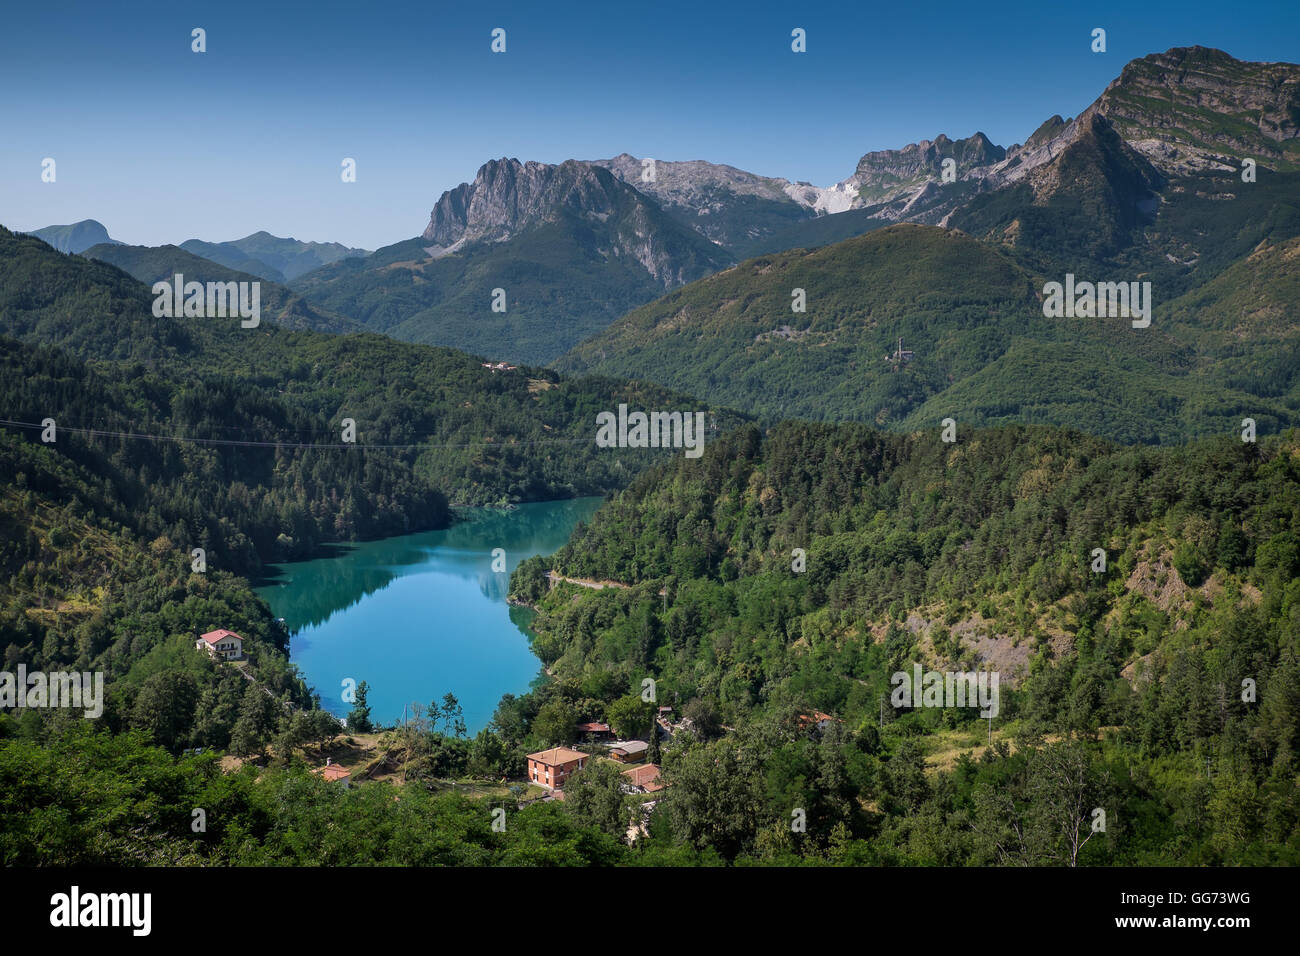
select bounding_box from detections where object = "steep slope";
[24,219,121,254]
[0,224,747,511]
[559,225,1036,423]
[778,48,1299,279]
[1091,45,1300,175]
[558,48,1300,443]
[948,47,1300,287]
[293,159,734,364]
[558,221,1300,442]
[587,153,818,252]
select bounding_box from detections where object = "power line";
[0,417,616,452]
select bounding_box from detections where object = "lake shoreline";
[255,496,603,732]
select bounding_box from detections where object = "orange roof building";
[313,759,351,787]
[621,763,665,793]
[527,747,589,791]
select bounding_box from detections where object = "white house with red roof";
[196,628,244,661]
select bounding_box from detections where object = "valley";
[2,30,1298,878]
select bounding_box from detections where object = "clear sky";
[2,0,1297,250]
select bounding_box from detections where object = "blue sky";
[2,0,1297,250]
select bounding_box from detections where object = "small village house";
[313,758,351,788]
[527,747,589,790]
[196,628,244,661]
[797,711,840,734]
[621,763,665,794]
[577,721,614,741]
[608,740,649,763]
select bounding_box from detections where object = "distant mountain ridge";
[586,153,819,252]
[81,242,364,335]
[179,232,371,282]
[24,219,121,254]
[21,220,369,283]
[289,157,734,364]
[555,46,1300,446]
[665,47,1300,245]
[28,47,1295,384]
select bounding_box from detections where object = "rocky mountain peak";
[421,155,731,285]
[423,157,634,253]
[1087,46,1300,174]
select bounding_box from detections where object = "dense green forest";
[5,415,1295,866]
[2,222,1298,867]
[82,241,365,334]
[0,225,746,521]
[503,420,1300,864]
[0,227,741,842]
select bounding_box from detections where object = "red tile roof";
[622,763,665,791]
[199,628,242,645]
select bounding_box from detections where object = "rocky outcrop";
[422,157,731,286]
[849,132,1006,204]
[25,219,120,254]
[425,158,625,250]
[792,47,1298,229]
[587,153,817,250]
[1088,46,1300,175]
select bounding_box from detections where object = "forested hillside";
[0,225,744,833]
[82,242,364,334]
[0,226,746,514]
[558,219,1300,442]
[504,420,1300,863]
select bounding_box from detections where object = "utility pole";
[402,701,410,786]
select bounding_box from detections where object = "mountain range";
[291,158,733,364]
[15,46,1298,443]
[20,222,370,283]
[557,47,1300,442]
[5,38,1300,872]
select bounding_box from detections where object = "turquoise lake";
[254,497,603,733]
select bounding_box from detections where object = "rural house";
[312,758,351,788]
[621,763,665,793]
[527,747,589,790]
[196,628,244,661]
[608,740,649,763]
[797,711,840,734]
[577,721,614,741]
